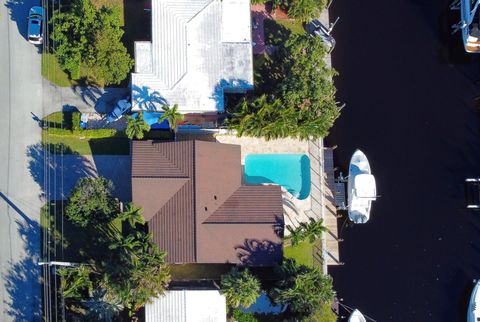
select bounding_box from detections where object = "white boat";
[468,280,480,322]
[348,149,376,224]
[348,309,367,322]
[451,0,480,53]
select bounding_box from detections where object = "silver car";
[27,6,44,45]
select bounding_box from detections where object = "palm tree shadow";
[235,239,282,266]
[131,85,168,111]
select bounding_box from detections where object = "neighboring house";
[132,0,254,114]
[146,290,227,322]
[131,140,283,265]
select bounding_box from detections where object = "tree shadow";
[0,193,42,321]
[71,81,129,114]
[4,0,31,40]
[131,85,168,111]
[27,143,96,200]
[235,239,283,266]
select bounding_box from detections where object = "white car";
[27,6,44,45]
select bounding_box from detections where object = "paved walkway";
[43,83,129,116]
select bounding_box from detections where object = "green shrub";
[45,128,126,139]
[144,130,174,140]
[232,309,258,322]
[63,112,73,130]
[71,112,81,131]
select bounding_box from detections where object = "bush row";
[45,127,127,139]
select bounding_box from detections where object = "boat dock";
[322,146,343,268]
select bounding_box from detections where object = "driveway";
[0,0,43,320]
[327,0,480,321]
[43,83,129,115]
[38,154,132,202]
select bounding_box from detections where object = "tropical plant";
[58,177,171,319]
[228,34,339,140]
[287,0,326,23]
[271,259,335,316]
[50,0,132,84]
[65,177,117,227]
[126,112,151,140]
[88,13,134,85]
[118,203,145,228]
[58,264,94,299]
[284,224,305,246]
[299,217,327,243]
[82,288,124,322]
[221,268,261,308]
[159,104,184,132]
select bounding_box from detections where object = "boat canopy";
[354,174,376,199]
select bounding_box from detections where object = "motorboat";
[348,149,376,224]
[451,0,480,53]
[468,280,480,322]
[348,309,367,322]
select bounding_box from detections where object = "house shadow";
[235,239,282,266]
[27,143,96,200]
[4,0,31,40]
[0,193,42,321]
[211,79,254,110]
[131,85,168,111]
[90,154,132,202]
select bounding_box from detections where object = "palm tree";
[300,217,327,243]
[159,104,184,132]
[220,268,261,309]
[284,224,305,246]
[126,112,150,139]
[118,203,145,228]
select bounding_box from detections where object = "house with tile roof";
[131,0,254,114]
[131,140,284,266]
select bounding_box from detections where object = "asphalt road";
[0,0,43,320]
[327,0,480,321]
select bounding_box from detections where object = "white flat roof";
[132,0,253,114]
[146,290,227,322]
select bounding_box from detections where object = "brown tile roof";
[131,140,284,265]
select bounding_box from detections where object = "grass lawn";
[42,53,75,88]
[43,132,130,155]
[284,241,317,267]
[276,18,305,35]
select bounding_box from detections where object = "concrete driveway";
[0,0,43,320]
[48,155,132,202]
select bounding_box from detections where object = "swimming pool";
[244,154,311,200]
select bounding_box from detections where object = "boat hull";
[348,309,367,322]
[468,280,480,322]
[347,149,376,223]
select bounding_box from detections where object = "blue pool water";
[244,154,311,200]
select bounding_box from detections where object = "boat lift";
[451,0,480,53]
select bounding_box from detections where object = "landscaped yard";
[42,112,173,155]
[42,53,75,87]
[276,18,305,35]
[283,240,322,268]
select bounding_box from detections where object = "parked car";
[27,6,44,45]
[106,97,132,123]
[308,19,336,51]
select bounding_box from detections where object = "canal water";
[326,0,480,321]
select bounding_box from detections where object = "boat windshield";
[354,174,376,199]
